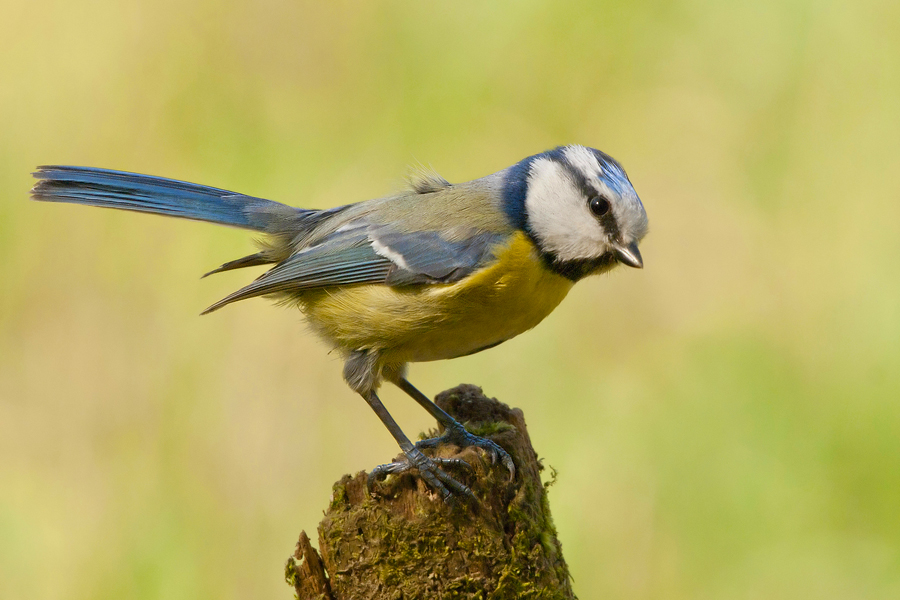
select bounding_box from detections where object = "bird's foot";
[367,447,476,503]
[416,421,516,480]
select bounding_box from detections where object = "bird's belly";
[298,232,574,363]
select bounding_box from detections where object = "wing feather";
[202,220,508,313]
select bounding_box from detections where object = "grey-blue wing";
[373,227,506,285]
[202,226,506,313]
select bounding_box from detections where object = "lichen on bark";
[285,384,576,599]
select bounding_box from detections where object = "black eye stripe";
[599,209,620,240]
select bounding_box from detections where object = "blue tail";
[31,165,301,232]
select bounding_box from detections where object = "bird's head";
[503,145,648,280]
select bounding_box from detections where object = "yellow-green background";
[2,1,899,598]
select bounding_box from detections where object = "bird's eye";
[589,196,611,217]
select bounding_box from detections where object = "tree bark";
[285,384,576,599]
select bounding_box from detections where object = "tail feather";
[201,252,273,278]
[31,165,302,232]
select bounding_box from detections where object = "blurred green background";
[2,0,899,598]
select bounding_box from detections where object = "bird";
[30,145,648,502]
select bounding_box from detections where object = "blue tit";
[31,145,648,501]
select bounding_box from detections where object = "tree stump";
[285,384,576,599]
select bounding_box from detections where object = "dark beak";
[614,241,643,269]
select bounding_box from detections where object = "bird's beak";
[614,241,643,269]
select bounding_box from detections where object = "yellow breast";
[297,231,574,363]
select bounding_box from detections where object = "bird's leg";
[361,389,475,502]
[391,377,516,479]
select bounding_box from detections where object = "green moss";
[306,388,575,599]
[466,421,516,437]
[329,480,348,511]
[284,557,300,591]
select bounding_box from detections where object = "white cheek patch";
[524,158,610,262]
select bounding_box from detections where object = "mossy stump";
[285,384,576,599]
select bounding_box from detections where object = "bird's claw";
[367,447,475,503]
[416,422,516,481]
